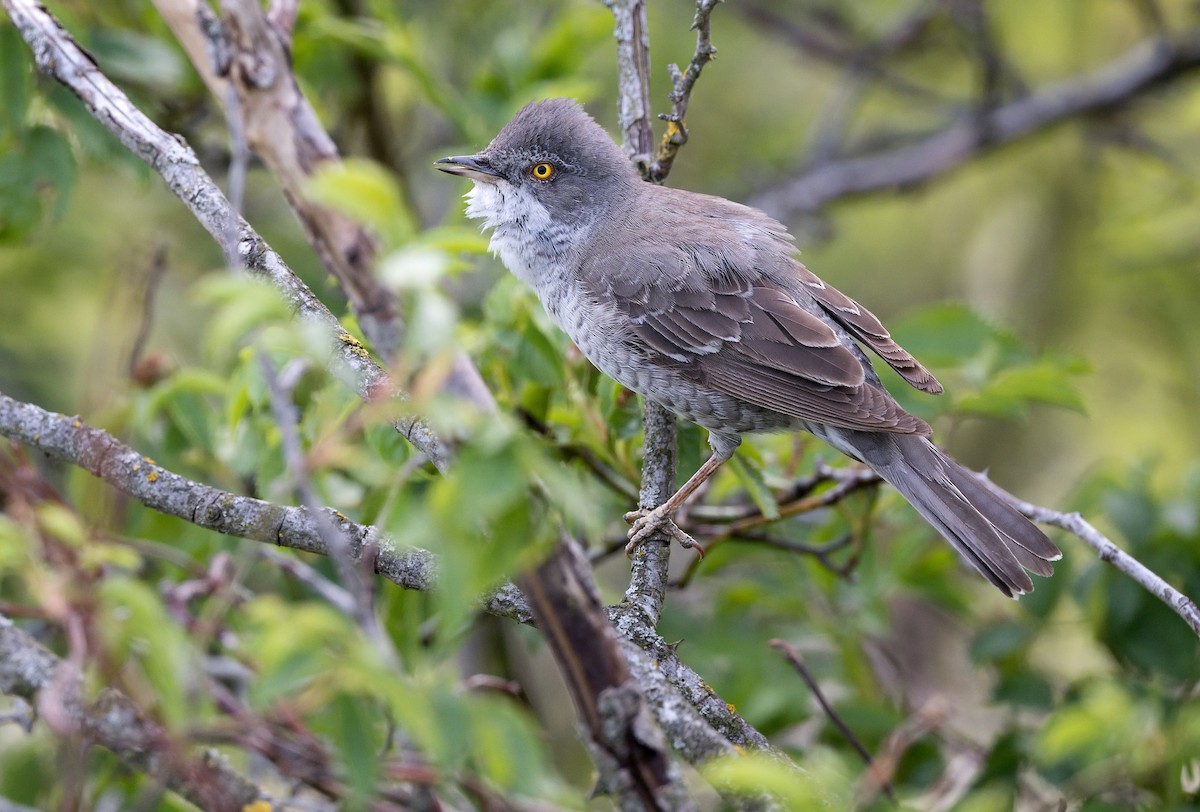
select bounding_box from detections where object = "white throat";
[463,182,589,291]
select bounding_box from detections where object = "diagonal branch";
[749,31,1200,218]
[0,389,533,622]
[153,0,495,411]
[997,485,1200,638]
[1,0,451,471]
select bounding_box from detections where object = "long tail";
[844,431,1061,597]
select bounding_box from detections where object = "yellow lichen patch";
[337,332,371,359]
[726,703,736,714]
[72,419,81,428]
[143,456,156,465]
[241,802,273,812]
[666,119,685,139]
[146,471,158,483]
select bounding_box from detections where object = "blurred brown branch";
[153,0,496,409]
[749,30,1200,218]
[0,0,452,471]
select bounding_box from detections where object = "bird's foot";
[623,507,705,559]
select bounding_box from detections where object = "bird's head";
[436,98,638,233]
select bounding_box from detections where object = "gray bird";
[436,98,1060,597]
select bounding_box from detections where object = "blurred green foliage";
[2,0,1200,809]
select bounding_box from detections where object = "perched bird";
[437,98,1060,597]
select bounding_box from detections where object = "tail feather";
[844,432,1060,598]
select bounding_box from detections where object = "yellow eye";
[530,162,555,180]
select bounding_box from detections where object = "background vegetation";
[2,0,1200,809]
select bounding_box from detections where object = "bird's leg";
[624,446,734,558]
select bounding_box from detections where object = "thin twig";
[991,479,1200,638]
[258,355,398,666]
[127,243,169,381]
[649,0,720,182]
[770,639,896,804]
[260,547,357,615]
[855,696,949,808]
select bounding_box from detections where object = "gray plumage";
[437,98,1060,597]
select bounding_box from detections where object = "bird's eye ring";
[530,162,556,180]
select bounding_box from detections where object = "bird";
[436,98,1060,597]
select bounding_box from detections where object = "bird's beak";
[435,155,503,183]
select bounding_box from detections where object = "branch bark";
[648,0,720,182]
[0,613,265,812]
[0,389,534,621]
[1000,486,1200,638]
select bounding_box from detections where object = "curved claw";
[623,507,705,559]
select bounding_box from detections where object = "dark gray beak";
[435,155,503,182]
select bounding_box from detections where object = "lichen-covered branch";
[0,389,535,621]
[0,613,265,811]
[649,0,720,182]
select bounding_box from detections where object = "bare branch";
[0,613,266,811]
[737,0,953,105]
[604,0,656,163]
[999,487,1200,639]
[649,0,720,182]
[749,31,1200,218]
[0,389,538,622]
[770,639,894,802]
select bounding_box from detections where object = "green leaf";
[328,694,382,809]
[959,360,1087,419]
[969,620,1033,663]
[728,454,780,520]
[25,126,76,221]
[98,577,200,730]
[994,672,1054,709]
[0,25,30,138]
[702,753,834,809]
[306,158,415,247]
[465,694,547,793]
[87,30,187,93]
[892,303,1022,369]
[192,275,295,362]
